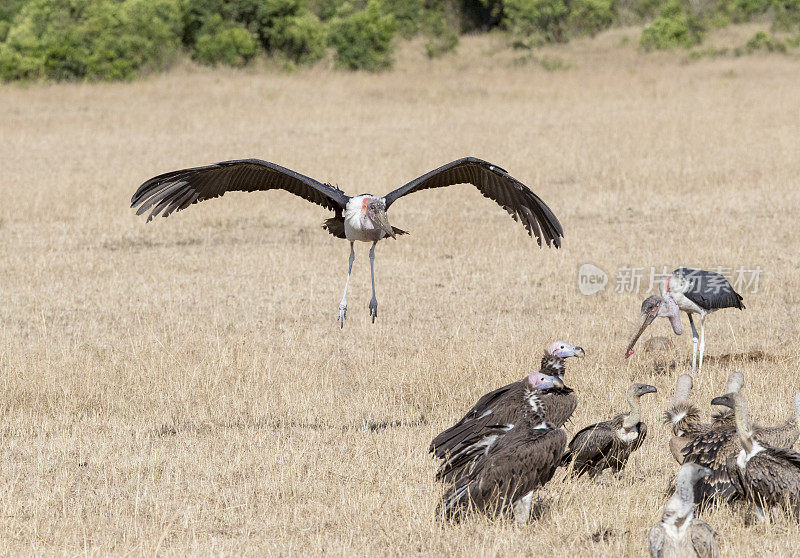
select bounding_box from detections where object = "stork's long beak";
[625,311,657,358]
[374,208,395,239]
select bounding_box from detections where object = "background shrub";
[193,13,257,66]
[567,0,616,36]
[0,0,181,81]
[745,29,786,51]
[328,1,396,71]
[503,0,571,44]
[0,0,797,81]
[772,0,800,31]
[639,1,704,49]
[263,7,327,63]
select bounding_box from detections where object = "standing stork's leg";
[368,241,378,323]
[688,313,699,371]
[338,242,355,328]
[698,314,706,373]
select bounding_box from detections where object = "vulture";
[436,410,566,523]
[683,380,798,508]
[649,463,719,558]
[665,372,743,464]
[561,383,657,479]
[713,392,800,521]
[130,157,563,327]
[748,391,800,449]
[430,341,584,470]
[664,374,705,464]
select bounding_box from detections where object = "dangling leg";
[688,313,699,371]
[368,241,378,323]
[338,242,355,328]
[698,314,706,373]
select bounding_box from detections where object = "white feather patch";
[616,427,639,443]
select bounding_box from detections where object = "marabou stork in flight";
[625,268,744,372]
[131,157,563,327]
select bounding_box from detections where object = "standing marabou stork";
[625,268,745,372]
[130,157,563,327]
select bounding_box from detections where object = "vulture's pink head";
[547,341,585,359]
[528,371,564,390]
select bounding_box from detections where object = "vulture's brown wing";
[131,159,350,221]
[383,157,563,247]
[682,425,741,505]
[562,420,616,469]
[438,427,566,520]
[689,519,719,558]
[429,381,521,458]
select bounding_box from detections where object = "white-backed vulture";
[561,383,657,478]
[649,463,719,558]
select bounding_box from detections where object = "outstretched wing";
[673,268,745,310]
[383,157,563,247]
[131,159,350,221]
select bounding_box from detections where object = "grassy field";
[2,27,800,556]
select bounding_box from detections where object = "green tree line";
[0,0,798,81]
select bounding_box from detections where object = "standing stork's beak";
[374,207,395,239]
[625,296,661,358]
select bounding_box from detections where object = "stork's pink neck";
[660,294,683,335]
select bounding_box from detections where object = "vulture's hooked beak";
[374,208,395,239]
[625,308,658,358]
[573,346,586,358]
[711,394,735,409]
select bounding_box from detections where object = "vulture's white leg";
[754,505,767,523]
[512,491,533,525]
[688,313,699,371]
[368,241,378,323]
[698,315,706,373]
[338,242,355,328]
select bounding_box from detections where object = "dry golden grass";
[2,29,800,556]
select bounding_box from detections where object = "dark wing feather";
[673,268,745,310]
[682,425,741,505]
[744,447,800,510]
[438,427,566,520]
[131,159,350,222]
[689,519,719,558]
[435,423,511,483]
[383,157,563,247]
[632,421,648,452]
[561,420,616,470]
[429,381,521,458]
[754,421,800,449]
[541,387,577,428]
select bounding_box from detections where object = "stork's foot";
[369,298,378,323]
[338,303,347,328]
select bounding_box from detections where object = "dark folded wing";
[131,159,350,222]
[673,268,745,310]
[383,157,563,247]
[429,382,520,458]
